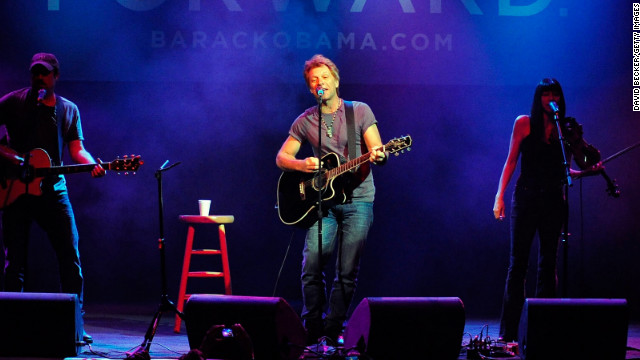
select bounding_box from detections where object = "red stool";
[174,215,234,333]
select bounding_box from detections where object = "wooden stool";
[174,215,235,333]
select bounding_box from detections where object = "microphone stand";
[553,113,572,298]
[126,160,183,360]
[315,95,324,286]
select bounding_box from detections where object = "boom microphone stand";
[126,160,183,360]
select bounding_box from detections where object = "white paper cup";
[198,199,211,216]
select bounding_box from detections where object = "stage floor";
[1,303,638,360]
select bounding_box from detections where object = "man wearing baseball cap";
[30,52,60,73]
[0,52,105,345]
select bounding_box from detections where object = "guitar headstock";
[107,155,144,174]
[385,135,412,156]
[605,176,621,198]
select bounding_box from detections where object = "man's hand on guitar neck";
[369,145,387,166]
[91,159,106,178]
[69,140,105,178]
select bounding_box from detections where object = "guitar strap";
[344,100,357,161]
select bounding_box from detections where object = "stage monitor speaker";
[0,292,82,358]
[184,294,306,360]
[343,297,465,360]
[518,298,628,360]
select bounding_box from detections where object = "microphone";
[316,86,324,97]
[549,101,560,114]
[37,89,47,105]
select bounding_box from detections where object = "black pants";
[499,185,565,341]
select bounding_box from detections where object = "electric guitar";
[0,147,143,210]
[277,135,412,228]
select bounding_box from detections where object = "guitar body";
[0,148,49,209]
[277,152,347,228]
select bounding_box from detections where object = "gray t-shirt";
[289,100,377,202]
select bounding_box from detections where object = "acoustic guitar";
[0,147,143,209]
[277,135,412,227]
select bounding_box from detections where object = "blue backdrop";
[0,1,638,320]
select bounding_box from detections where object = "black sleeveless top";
[517,134,566,190]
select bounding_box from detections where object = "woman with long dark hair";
[492,78,602,341]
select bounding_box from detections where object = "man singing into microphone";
[492,78,603,342]
[276,54,387,345]
[0,52,105,344]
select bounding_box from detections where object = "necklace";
[321,99,341,138]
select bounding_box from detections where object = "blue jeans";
[301,201,373,339]
[499,185,564,341]
[2,185,84,311]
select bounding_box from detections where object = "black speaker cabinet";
[519,298,628,360]
[343,297,465,360]
[0,292,82,358]
[184,294,306,360]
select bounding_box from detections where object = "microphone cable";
[272,229,297,297]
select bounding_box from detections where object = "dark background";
[0,1,638,321]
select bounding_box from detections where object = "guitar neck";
[320,136,411,181]
[34,163,108,177]
[325,151,371,180]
